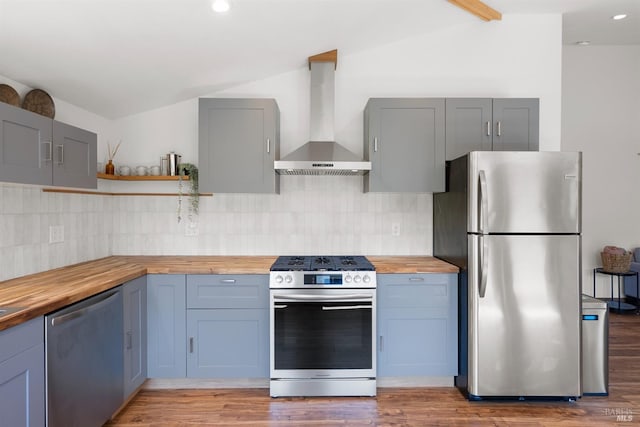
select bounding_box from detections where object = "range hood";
[274,50,371,176]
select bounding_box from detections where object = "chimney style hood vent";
[274,50,371,176]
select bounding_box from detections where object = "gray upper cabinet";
[199,98,280,194]
[445,98,539,161]
[491,98,539,152]
[0,102,97,189]
[445,98,493,161]
[364,98,445,193]
[52,121,97,188]
[0,101,53,186]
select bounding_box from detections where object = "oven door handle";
[322,305,371,311]
[272,294,373,302]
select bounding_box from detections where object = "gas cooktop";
[270,255,375,272]
[269,256,376,289]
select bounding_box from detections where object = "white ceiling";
[0,0,638,119]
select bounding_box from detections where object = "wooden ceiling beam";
[448,0,502,21]
[308,49,338,70]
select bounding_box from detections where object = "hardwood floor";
[107,312,640,426]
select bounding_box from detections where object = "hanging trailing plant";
[177,163,199,222]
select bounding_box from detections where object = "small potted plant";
[177,162,199,222]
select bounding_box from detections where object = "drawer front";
[0,317,44,362]
[377,274,457,309]
[187,275,269,309]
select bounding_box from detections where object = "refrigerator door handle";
[478,170,488,233]
[479,235,489,298]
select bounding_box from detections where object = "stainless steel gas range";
[269,256,377,397]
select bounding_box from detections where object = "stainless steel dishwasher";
[45,287,123,427]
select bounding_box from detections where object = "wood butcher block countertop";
[368,256,458,274]
[0,255,456,331]
[120,255,279,274]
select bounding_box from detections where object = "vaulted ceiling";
[0,0,638,119]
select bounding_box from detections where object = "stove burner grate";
[270,255,375,272]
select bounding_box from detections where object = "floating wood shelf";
[97,173,189,181]
[42,173,208,196]
[42,188,212,197]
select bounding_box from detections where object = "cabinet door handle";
[496,121,502,137]
[221,279,236,283]
[42,140,52,162]
[409,277,425,282]
[189,337,194,353]
[374,137,378,152]
[486,121,491,136]
[266,138,270,154]
[126,331,133,350]
[56,144,64,165]
[379,335,384,352]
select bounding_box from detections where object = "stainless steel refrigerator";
[434,151,582,400]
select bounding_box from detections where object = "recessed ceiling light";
[575,41,591,46]
[211,0,230,13]
[612,14,628,20]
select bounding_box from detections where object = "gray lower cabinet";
[377,273,457,377]
[445,98,539,161]
[0,317,45,427]
[0,102,97,189]
[186,275,269,378]
[123,276,147,398]
[199,98,280,194]
[147,274,187,378]
[186,309,269,378]
[364,98,445,193]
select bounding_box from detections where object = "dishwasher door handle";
[50,290,120,327]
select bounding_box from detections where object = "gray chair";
[623,248,640,299]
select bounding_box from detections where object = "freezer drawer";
[466,151,581,234]
[582,294,608,396]
[467,234,581,398]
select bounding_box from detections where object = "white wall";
[562,45,640,295]
[0,76,114,156]
[110,14,563,256]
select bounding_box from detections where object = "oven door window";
[273,301,372,370]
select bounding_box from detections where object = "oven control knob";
[345,275,352,283]
[354,275,362,283]
[363,274,371,284]
[275,275,283,284]
[285,275,293,284]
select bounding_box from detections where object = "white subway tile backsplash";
[109,177,434,257]
[0,184,112,282]
[3,186,24,214]
[0,176,434,281]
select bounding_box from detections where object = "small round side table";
[592,268,639,313]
